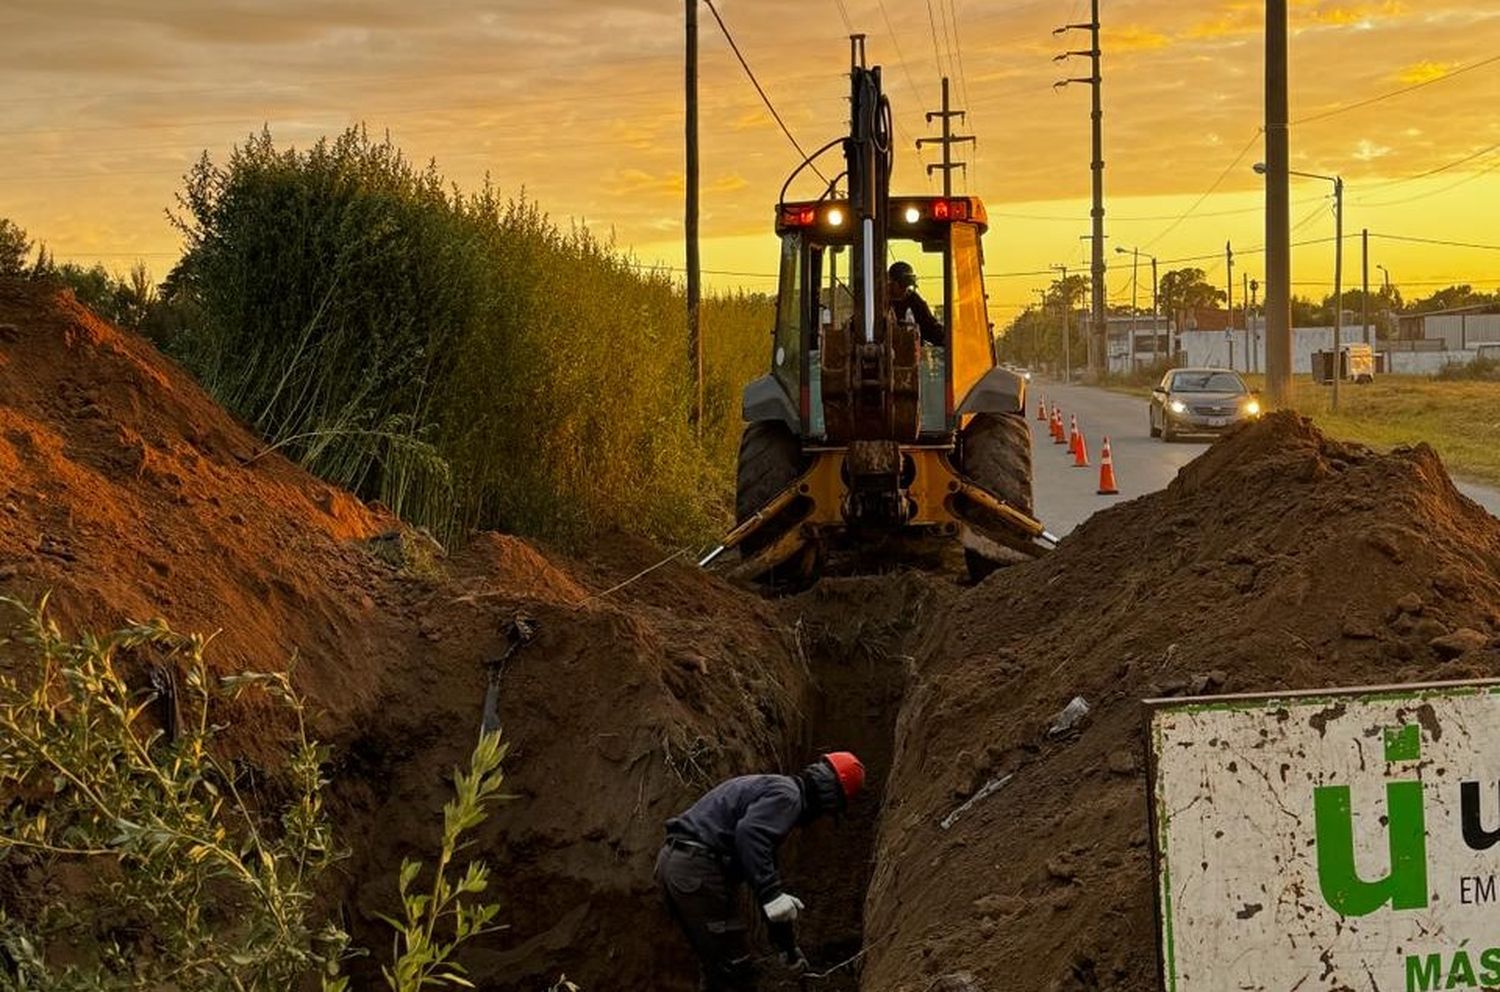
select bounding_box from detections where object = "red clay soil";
[0,281,812,989]
[12,279,1500,992]
[862,412,1500,991]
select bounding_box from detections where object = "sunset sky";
[3,0,1499,320]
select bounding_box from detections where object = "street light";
[1376,263,1392,293]
[1254,162,1345,411]
[1115,245,1161,366]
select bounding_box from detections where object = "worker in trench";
[654,751,867,990]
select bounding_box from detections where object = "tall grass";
[167,127,772,547]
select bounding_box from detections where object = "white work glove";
[762,893,804,924]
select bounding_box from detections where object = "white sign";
[1149,681,1500,992]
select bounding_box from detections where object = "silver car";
[1148,368,1262,442]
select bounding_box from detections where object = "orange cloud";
[1396,60,1458,84]
[1107,25,1171,52]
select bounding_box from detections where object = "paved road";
[1027,381,1500,538]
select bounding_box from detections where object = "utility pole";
[1034,288,1049,368]
[1129,247,1139,371]
[1242,271,1250,376]
[684,0,702,431]
[1054,0,1106,376]
[1361,227,1371,346]
[917,77,974,338]
[1225,241,1235,370]
[1264,0,1292,407]
[1151,254,1160,362]
[1053,264,1072,382]
[1250,278,1261,373]
[916,78,974,198]
[1332,176,1344,412]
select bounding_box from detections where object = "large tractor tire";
[957,412,1035,583]
[734,421,818,586]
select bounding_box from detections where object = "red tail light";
[780,206,818,228]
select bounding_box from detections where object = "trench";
[761,574,940,991]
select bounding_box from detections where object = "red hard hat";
[822,751,866,803]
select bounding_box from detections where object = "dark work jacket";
[893,289,945,346]
[666,774,805,903]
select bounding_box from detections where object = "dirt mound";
[0,281,809,989]
[0,280,397,753]
[862,412,1500,991]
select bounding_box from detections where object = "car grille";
[1191,404,1238,416]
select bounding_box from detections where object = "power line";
[875,0,935,123]
[702,0,830,185]
[1371,233,1500,253]
[941,0,975,189]
[1140,129,1262,251]
[1359,155,1500,209]
[1291,53,1500,127]
[832,0,854,33]
[924,1,947,83]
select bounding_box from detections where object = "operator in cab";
[655,752,866,990]
[888,260,945,346]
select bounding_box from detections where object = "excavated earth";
[3,279,1500,991]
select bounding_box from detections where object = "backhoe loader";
[702,50,1055,586]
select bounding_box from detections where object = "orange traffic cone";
[1037,398,1048,422]
[1068,415,1080,455]
[1052,410,1067,444]
[1073,427,1091,467]
[1097,436,1119,495]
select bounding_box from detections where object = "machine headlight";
[1244,399,1262,416]
[903,206,921,224]
[1169,399,1188,414]
[826,207,845,227]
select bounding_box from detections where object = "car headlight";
[1244,399,1261,416]
[1169,400,1187,414]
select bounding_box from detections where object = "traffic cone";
[1073,427,1091,467]
[1037,398,1048,422]
[1052,410,1067,444]
[1068,415,1080,456]
[1097,437,1120,495]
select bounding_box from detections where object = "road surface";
[1028,381,1500,538]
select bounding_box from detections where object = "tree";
[1157,267,1225,333]
[1409,284,1500,314]
[0,218,32,276]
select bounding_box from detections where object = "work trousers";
[655,842,760,991]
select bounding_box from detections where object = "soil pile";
[862,412,1500,991]
[0,281,809,989]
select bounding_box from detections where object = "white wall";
[1181,328,1480,376]
[1180,327,1363,374]
[1425,314,1500,350]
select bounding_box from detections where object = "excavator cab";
[762,195,994,441]
[705,58,1054,586]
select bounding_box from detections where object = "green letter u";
[1314,781,1428,916]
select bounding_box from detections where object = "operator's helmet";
[888,261,918,290]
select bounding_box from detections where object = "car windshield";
[1171,371,1246,393]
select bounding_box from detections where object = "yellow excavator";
[701,52,1055,586]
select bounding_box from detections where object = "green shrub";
[1435,355,1500,382]
[0,596,348,991]
[0,599,516,992]
[166,127,772,548]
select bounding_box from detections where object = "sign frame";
[1143,677,1500,992]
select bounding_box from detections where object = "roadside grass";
[1100,374,1500,487]
[1287,377,1500,488]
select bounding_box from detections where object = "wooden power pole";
[685,0,702,431]
[1264,0,1293,406]
[1055,1,1107,375]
